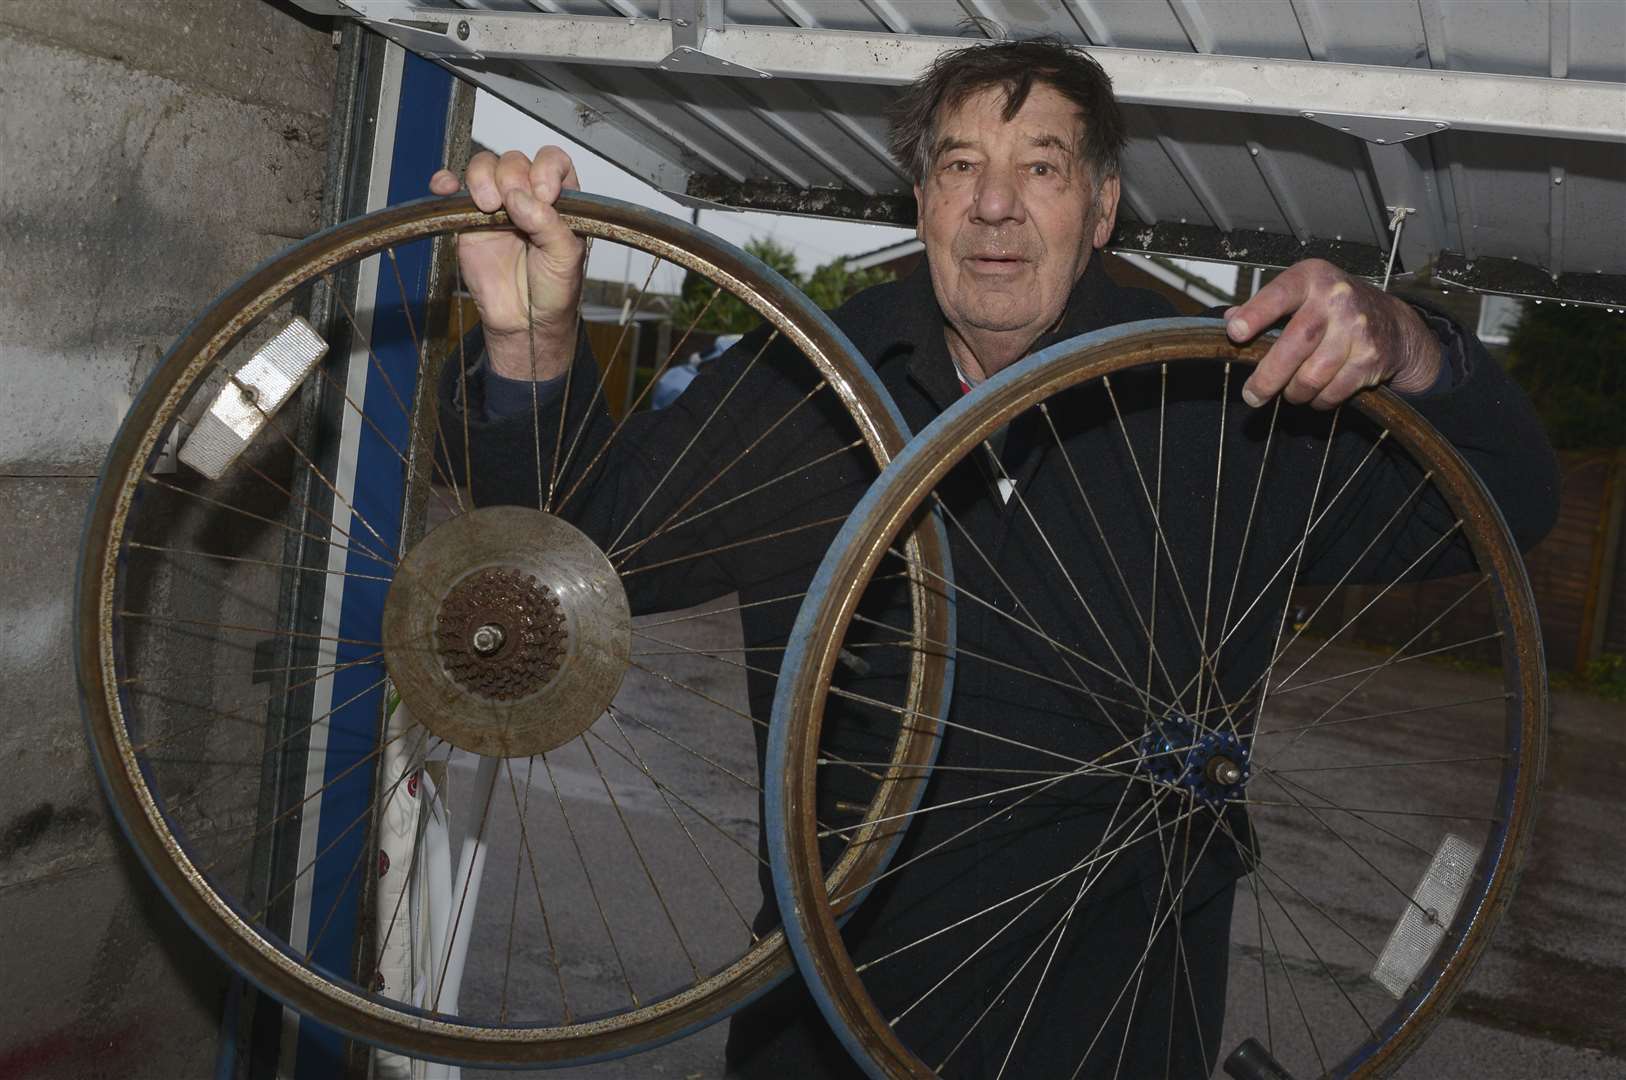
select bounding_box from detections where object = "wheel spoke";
[619,513,849,579]
[381,246,467,517]
[1066,815,1226,1080]
[431,753,500,1015]
[606,710,757,940]
[139,472,396,573]
[1254,692,1510,738]
[1247,834,1377,1040]
[895,525,1174,726]
[1204,427,1390,670]
[982,446,1154,713]
[610,380,831,566]
[1037,397,1184,716]
[312,361,459,521]
[540,749,641,1008]
[122,648,380,698]
[1268,631,1503,698]
[1100,373,1239,730]
[613,704,762,793]
[1264,574,1489,763]
[606,332,781,554]
[1192,364,1232,730]
[584,727,769,870]
[554,282,723,514]
[502,755,574,1023]
[1237,407,1344,741]
[327,267,465,514]
[247,727,436,923]
[580,733,702,983]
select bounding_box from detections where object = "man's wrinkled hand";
[1225,259,1441,410]
[429,147,586,381]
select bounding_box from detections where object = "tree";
[668,236,895,334]
[804,259,896,313]
[1505,302,1626,449]
[670,237,801,334]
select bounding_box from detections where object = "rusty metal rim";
[769,321,1545,1080]
[75,194,950,1064]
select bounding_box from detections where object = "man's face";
[914,83,1120,376]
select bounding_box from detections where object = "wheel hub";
[1138,712,1251,808]
[382,505,630,758]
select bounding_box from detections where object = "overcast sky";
[473,92,916,295]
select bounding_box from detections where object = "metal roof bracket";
[1301,111,1451,145]
[659,0,771,80]
[1300,112,1450,276]
[332,1,485,59]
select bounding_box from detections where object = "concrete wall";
[0,3,336,1076]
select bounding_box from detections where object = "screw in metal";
[1207,756,1244,787]
[471,623,505,656]
[456,20,470,40]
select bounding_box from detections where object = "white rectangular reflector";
[178,316,328,480]
[1371,832,1479,999]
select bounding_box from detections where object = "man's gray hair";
[888,38,1127,190]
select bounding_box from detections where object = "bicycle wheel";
[768,320,1545,1079]
[76,193,950,1066]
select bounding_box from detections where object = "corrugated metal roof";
[303,1,1626,304]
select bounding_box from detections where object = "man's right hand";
[429,148,586,382]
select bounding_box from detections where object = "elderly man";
[433,38,1553,1079]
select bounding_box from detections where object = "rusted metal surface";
[385,506,628,759]
[436,568,568,700]
[1110,217,1388,280]
[1435,253,1626,308]
[684,174,918,225]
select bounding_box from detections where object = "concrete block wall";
[0,3,337,1076]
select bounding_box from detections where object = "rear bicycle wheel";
[76,193,950,1066]
[768,320,1545,1079]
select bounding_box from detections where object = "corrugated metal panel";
[305,0,1626,303]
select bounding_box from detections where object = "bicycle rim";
[77,193,950,1065]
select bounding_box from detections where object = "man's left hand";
[1225,259,1442,409]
